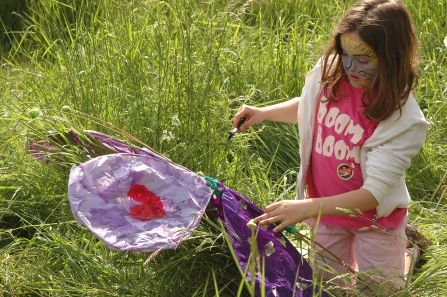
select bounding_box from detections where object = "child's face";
[340,31,378,88]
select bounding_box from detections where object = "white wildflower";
[161,130,174,141]
[171,115,181,127]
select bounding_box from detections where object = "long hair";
[321,0,419,121]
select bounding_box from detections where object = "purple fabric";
[85,130,161,158]
[68,153,214,252]
[29,130,326,296]
[221,184,327,297]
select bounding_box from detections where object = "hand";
[253,199,314,232]
[232,104,266,132]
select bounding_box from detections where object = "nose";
[345,57,357,71]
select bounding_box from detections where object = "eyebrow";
[340,37,377,58]
[341,50,374,58]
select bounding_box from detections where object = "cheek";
[342,56,354,70]
[362,59,379,76]
[356,63,370,74]
[357,66,378,81]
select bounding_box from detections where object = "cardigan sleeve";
[361,122,428,206]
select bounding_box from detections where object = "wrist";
[306,198,321,218]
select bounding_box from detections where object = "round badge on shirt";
[337,163,354,180]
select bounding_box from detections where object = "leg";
[404,246,420,280]
[353,216,408,293]
[308,221,356,287]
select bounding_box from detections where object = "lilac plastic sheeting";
[220,184,328,297]
[30,130,326,296]
[68,153,214,252]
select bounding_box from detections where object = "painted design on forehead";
[340,36,377,58]
[340,36,378,88]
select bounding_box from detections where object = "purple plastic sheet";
[68,153,214,252]
[29,130,327,296]
[220,184,327,297]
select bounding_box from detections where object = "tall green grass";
[1,0,446,296]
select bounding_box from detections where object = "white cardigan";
[296,58,429,219]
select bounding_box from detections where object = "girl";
[232,0,429,292]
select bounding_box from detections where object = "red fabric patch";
[128,184,167,220]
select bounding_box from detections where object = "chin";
[349,80,365,88]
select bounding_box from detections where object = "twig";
[435,178,447,210]
[292,231,357,275]
[431,170,447,205]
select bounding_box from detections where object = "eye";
[357,56,370,64]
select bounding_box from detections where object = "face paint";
[340,35,378,88]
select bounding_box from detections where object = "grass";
[1,0,447,296]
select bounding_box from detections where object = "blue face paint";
[340,35,378,88]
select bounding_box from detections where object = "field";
[1,0,446,296]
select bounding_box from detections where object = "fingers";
[253,203,278,223]
[232,105,244,127]
[252,201,304,233]
[253,203,284,232]
[253,213,270,224]
[263,202,280,213]
[253,213,286,233]
[232,105,263,132]
[272,222,288,233]
[232,105,249,131]
[237,120,248,132]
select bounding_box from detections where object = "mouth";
[348,73,359,81]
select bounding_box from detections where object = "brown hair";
[321,0,419,121]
